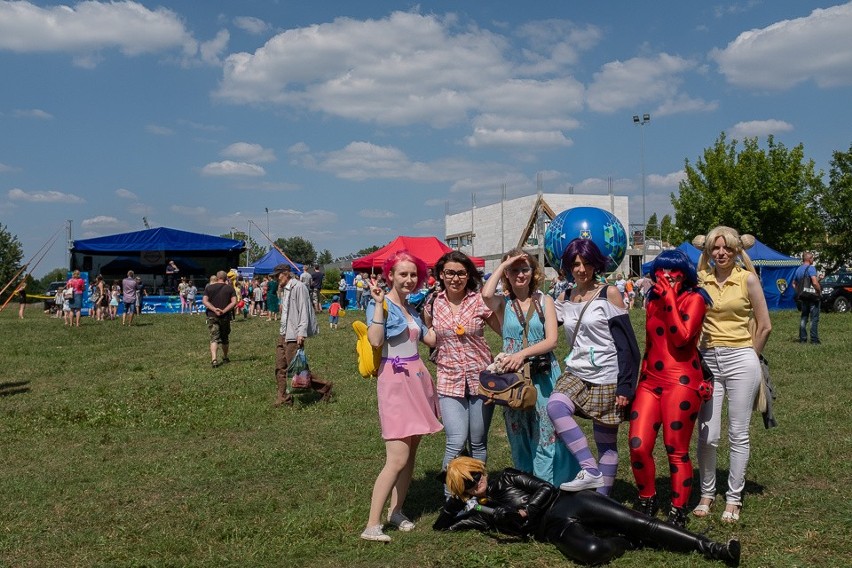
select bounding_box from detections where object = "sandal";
[212,359,220,368]
[721,503,741,523]
[692,496,715,517]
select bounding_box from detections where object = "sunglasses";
[442,269,468,280]
[507,266,532,275]
[463,471,483,492]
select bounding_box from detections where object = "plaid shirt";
[432,290,493,397]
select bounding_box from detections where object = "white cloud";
[200,160,266,177]
[288,142,310,154]
[234,180,299,191]
[359,209,397,219]
[728,119,794,139]
[13,108,53,119]
[170,205,207,215]
[178,119,226,132]
[81,215,123,229]
[215,12,587,147]
[115,188,138,199]
[0,1,198,61]
[220,142,276,163]
[8,188,84,203]
[145,124,174,136]
[465,128,572,148]
[0,162,17,173]
[647,171,687,189]
[199,29,229,66]
[307,141,513,184]
[234,16,271,36]
[586,54,715,116]
[712,3,852,89]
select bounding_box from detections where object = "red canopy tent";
[351,236,485,271]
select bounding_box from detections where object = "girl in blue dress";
[482,249,579,486]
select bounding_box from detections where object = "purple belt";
[382,354,420,373]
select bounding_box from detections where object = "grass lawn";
[1,305,850,567]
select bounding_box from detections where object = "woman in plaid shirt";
[424,252,500,489]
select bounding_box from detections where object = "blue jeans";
[799,299,820,342]
[438,394,494,472]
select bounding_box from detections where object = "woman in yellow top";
[692,226,771,523]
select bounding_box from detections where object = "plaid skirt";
[554,371,624,426]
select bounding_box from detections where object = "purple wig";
[560,238,608,276]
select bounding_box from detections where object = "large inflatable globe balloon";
[544,207,627,273]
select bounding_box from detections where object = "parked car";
[820,271,852,313]
[43,281,67,313]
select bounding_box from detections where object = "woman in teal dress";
[482,248,579,486]
[266,274,279,321]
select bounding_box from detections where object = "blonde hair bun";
[692,235,707,249]
[739,234,756,250]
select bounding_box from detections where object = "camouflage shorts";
[207,315,231,344]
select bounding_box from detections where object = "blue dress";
[501,297,580,486]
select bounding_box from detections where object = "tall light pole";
[633,113,650,262]
[265,207,270,241]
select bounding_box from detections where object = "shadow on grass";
[0,380,30,397]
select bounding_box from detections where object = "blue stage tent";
[70,227,245,288]
[642,240,800,310]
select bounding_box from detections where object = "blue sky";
[2,1,851,277]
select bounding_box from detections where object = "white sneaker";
[388,511,416,532]
[559,469,604,492]
[360,524,391,542]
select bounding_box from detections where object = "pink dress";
[377,320,442,440]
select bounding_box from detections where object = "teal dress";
[266,280,279,314]
[501,297,580,486]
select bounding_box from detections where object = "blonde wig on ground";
[693,226,757,274]
[445,456,487,499]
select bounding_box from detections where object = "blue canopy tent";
[245,248,303,276]
[71,227,245,301]
[642,240,799,310]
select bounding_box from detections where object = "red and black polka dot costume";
[629,286,707,508]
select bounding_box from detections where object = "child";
[328,295,341,329]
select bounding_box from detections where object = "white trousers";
[697,346,761,505]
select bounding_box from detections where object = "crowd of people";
[14,224,806,565]
[355,225,783,567]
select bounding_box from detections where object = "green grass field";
[1,305,850,567]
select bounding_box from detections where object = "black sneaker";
[222,357,231,363]
[212,360,220,368]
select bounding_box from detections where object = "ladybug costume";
[629,267,709,518]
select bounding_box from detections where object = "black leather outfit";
[434,468,739,566]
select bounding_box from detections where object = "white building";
[445,192,637,275]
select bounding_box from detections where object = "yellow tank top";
[699,267,753,348]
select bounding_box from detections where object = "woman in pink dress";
[361,251,442,543]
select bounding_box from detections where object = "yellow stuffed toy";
[353,301,386,378]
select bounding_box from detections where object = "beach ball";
[544,207,627,273]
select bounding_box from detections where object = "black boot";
[666,505,688,528]
[633,494,659,517]
[697,538,741,567]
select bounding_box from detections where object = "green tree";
[0,223,24,297]
[275,236,316,266]
[317,249,333,266]
[671,133,824,254]
[324,267,341,292]
[222,232,266,266]
[660,214,674,244]
[356,245,381,256]
[38,268,69,292]
[813,143,852,272]
[646,212,659,240]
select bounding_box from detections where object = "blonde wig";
[693,226,757,274]
[445,456,487,499]
[500,247,545,298]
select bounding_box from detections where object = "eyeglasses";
[442,270,468,280]
[507,266,532,275]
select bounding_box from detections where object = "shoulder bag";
[477,298,539,410]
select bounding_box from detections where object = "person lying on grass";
[434,456,740,566]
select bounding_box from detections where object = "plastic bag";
[288,349,311,389]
